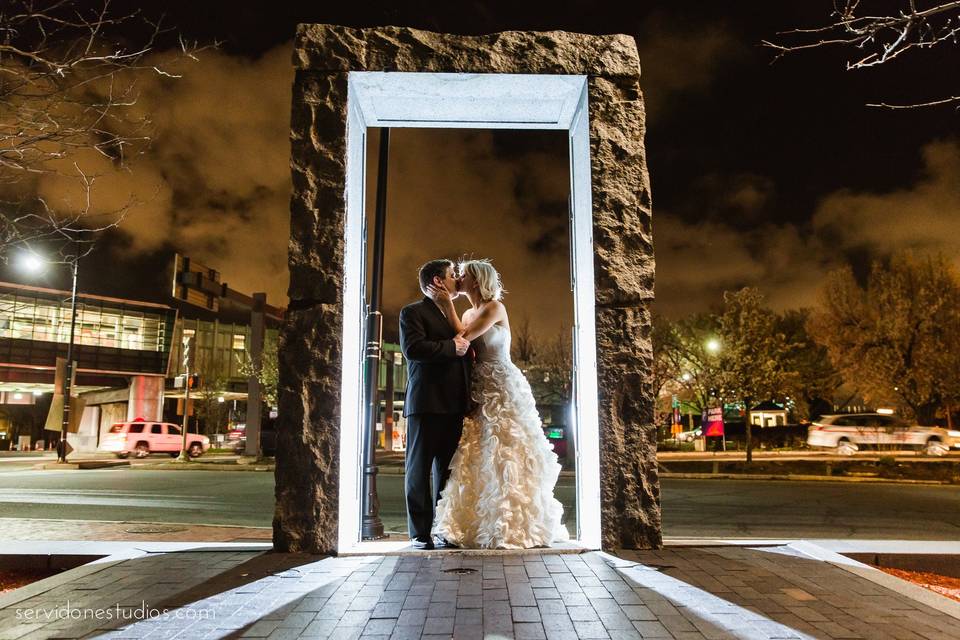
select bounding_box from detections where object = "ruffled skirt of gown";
[432,358,570,549]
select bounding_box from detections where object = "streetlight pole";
[16,249,81,462]
[57,256,79,464]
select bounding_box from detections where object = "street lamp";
[705,338,721,354]
[17,249,80,463]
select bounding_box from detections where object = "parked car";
[806,413,951,456]
[227,422,277,456]
[950,430,960,449]
[100,421,210,458]
[677,428,702,443]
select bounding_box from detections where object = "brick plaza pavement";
[1,542,958,640]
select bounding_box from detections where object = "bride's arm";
[459,301,504,342]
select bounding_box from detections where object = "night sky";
[5,1,957,338]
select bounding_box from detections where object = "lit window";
[232,334,246,350]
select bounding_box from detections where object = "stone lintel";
[294,24,640,78]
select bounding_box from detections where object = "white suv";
[101,421,210,458]
[807,413,951,456]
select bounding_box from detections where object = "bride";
[427,258,569,549]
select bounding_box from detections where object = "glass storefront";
[0,284,176,376]
[0,290,168,352]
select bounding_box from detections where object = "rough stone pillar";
[279,24,659,554]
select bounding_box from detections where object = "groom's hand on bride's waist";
[453,333,470,356]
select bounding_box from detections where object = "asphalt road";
[1,462,959,539]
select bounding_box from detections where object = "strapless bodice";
[473,323,511,363]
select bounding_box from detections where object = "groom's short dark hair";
[418,259,453,294]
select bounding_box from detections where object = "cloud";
[654,140,960,317]
[653,216,830,316]
[34,45,294,304]
[635,14,745,119]
[811,139,960,264]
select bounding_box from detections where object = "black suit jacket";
[399,297,471,417]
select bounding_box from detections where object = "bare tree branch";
[0,0,209,261]
[764,1,960,110]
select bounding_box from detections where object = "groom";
[399,259,471,550]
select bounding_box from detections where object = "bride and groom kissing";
[399,258,569,550]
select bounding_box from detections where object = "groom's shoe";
[434,537,459,550]
[411,536,434,551]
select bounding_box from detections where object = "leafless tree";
[0,0,203,262]
[510,315,538,365]
[764,1,960,109]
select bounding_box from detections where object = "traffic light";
[187,374,201,389]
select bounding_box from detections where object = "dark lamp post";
[361,128,390,540]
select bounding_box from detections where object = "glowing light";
[681,372,692,382]
[12,393,22,400]
[217,396,225,403]
[343,71,600,550]
[705,338,721,354]
[876,408,894,415]
[17,252,46,273]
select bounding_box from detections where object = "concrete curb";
[0,516,273,530]
[130,461,274,472]
[33,460,130,470]
[660,472,951,484]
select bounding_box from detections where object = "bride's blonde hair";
[459,259,504,302]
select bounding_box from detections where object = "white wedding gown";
[433,322,570,548]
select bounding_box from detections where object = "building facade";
[0,254,283,453]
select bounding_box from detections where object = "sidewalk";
[0,518,271,543]
[0,536,958,639]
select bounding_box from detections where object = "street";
[0,463,959,539]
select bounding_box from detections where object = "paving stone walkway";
[0,546,957,640]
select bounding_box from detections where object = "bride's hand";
[427,284,453,305]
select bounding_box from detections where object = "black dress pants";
[405,413,464,540]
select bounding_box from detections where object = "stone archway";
[276,25,659,554]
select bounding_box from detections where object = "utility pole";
[361,128,390,540]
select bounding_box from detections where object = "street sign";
[704,406,725,437]
[182,336,195,372]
